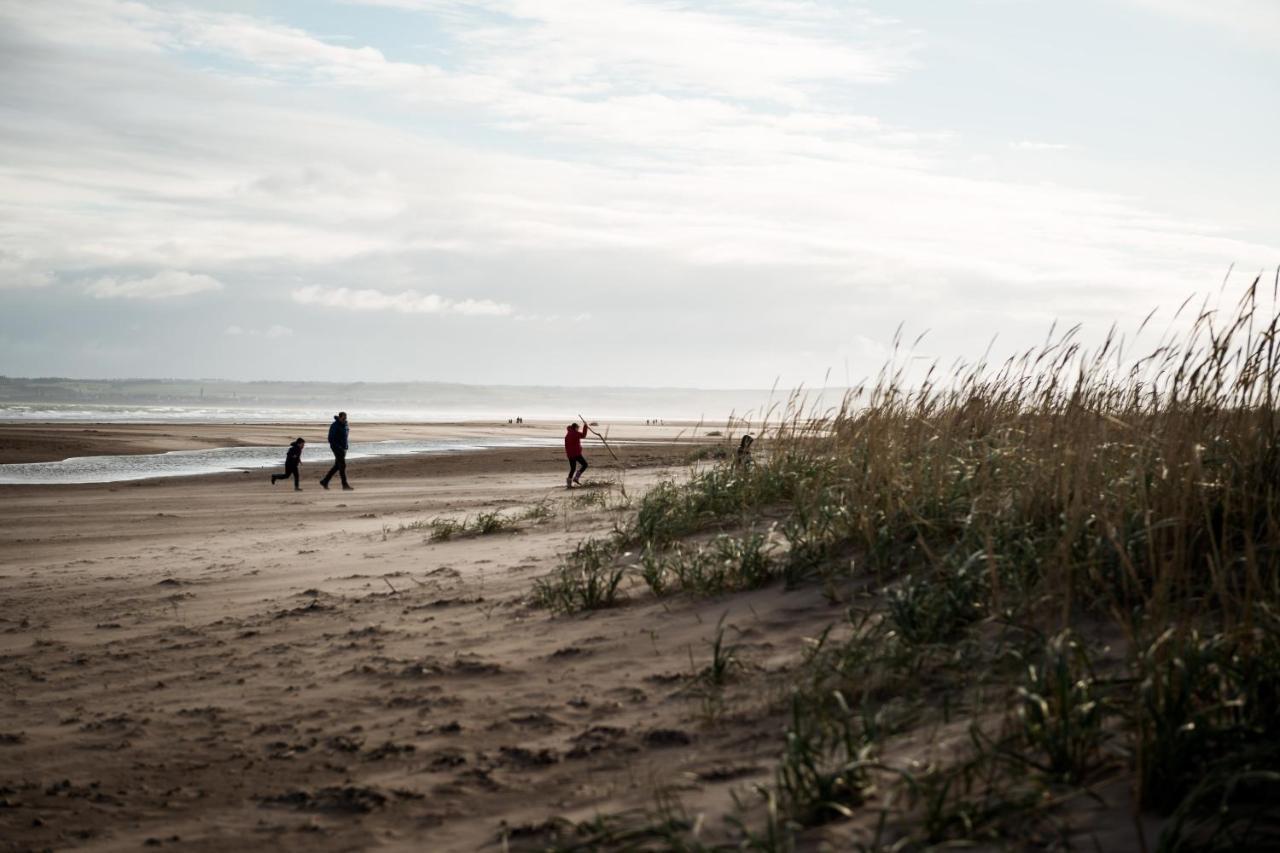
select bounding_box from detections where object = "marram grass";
[522,280,1280,851]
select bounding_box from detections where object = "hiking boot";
[319,479,330,490]
[342,485,354,491]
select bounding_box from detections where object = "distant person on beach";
[565,419,589,488]
[270,437,306,490]
[735,434,755,468]
[320,412,353,491]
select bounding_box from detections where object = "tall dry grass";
[527,278,1280,849]
[746,277,1280,633]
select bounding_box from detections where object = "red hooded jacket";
[565,424,586,458]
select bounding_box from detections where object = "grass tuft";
[532,538,626,614]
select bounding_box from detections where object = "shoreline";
[0,442,698,496]
[0,420,728,466]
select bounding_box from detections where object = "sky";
[1,0,1277,389]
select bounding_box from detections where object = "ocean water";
[0,404,556,423]
[0,436,561,485]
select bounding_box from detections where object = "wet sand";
[0,425,839,852]
[0,420,712,465]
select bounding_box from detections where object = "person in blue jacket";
[320,411,353,490]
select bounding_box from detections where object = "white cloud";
[340,0,915,96]
[452,299,514,316]
[0,251,53,289]
[1010,140,1071,152]
[87,270,224,300]
[291,285,512,316]
[4,0,1269,301]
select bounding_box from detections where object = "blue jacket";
[328,418,349,451]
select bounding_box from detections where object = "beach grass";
[392,506,549,541]
[523,280,1280,849]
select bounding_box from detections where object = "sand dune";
[0,429,833,851]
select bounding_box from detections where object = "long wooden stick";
[578,413,621,464]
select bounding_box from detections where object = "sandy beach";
[0,423,835,851]
[6,2,1274,846]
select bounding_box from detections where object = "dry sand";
[0,424,841,852]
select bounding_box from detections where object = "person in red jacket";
[565,420,589,488]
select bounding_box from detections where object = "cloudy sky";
[1,0,1276,388]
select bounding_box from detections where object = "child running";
[270,437,306,491]
[565,419,589,488]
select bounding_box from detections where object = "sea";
[0,404,603,423]
[0,436,564,486]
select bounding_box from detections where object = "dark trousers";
[322,448,349,487]
[272,464,300,488]
[568,454,588,481]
